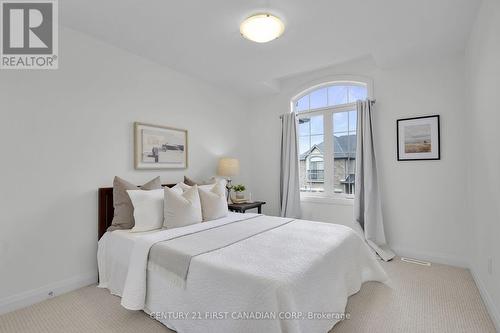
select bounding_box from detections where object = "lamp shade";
[217,158,240,177]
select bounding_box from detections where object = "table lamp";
[217,158,240,203]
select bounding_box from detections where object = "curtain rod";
[279,99,376,119]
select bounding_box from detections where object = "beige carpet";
[0,258,496,333]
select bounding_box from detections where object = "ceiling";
[62,0,481,98]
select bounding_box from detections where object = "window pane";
[296,95,309,112]
[298,117,310,136]
[299,137,310,155]
[328,86,348,106]
[309,87,328,109]
[333,112,348,133]
[348,86,367,103]
[299,115,324,193]
[311,134,324,147]
[310,116,323,135]
[333,111,357,195]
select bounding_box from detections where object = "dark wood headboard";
[98,184,176,240]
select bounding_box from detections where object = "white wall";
[465,0,500,328]
[248,55,469,267]
[1,5,497,326]
[0,28,250,313]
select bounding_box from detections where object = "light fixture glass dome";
[240,13,285,43]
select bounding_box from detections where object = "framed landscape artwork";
[397,115,440,161]
[134,122,188,169]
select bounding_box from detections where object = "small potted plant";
[232,184,246,201]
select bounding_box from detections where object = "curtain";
[354,100,395,261]
[280,112,301,218]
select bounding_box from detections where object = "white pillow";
[198,181,228,221]
[127,189,165,232]
[164,185,202,229]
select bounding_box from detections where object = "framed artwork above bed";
[134,122,188,169]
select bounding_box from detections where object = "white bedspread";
[121,213,262,309]
[98,213,388,333]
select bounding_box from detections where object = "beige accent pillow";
[177,181,220,192]
[108,176,161,231]
[198,181,228,221]
[163,185,202,229]
[184,176,216,186]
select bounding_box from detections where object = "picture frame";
[397,115,440,161]
[134,122,188,169]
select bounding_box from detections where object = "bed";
[97,186,388,333]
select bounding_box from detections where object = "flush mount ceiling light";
[240,13,285,43]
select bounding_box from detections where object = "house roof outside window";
[299,134,357,161]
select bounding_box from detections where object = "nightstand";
[228,201,266,214]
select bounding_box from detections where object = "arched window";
[295,82,368,113]
[295,81,368,197]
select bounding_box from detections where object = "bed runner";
[149,215,294,284]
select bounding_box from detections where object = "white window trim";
[294,79,372,202]
[300,193,354,206]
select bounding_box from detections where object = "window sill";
[300,194,354,206]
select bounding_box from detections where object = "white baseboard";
[391,245,469,268]
[470,267,500,332]
[0,272,98,315]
